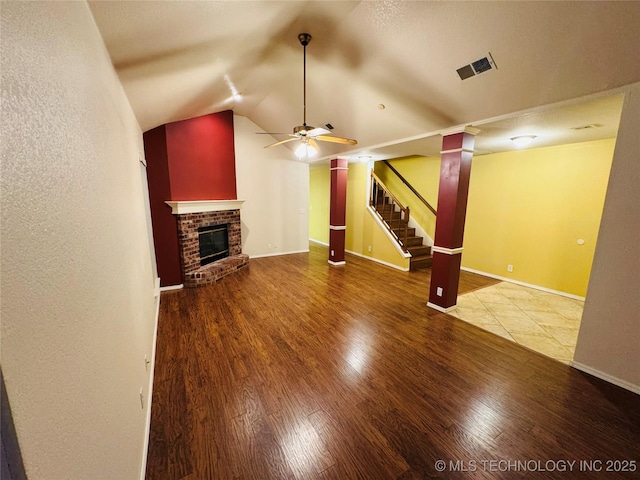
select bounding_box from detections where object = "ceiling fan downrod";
[298,33,312,128]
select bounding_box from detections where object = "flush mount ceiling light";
[510,135,537,147]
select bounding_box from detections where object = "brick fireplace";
[166,200,249,287]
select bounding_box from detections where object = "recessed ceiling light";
[510,135,537,147]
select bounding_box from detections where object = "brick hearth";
[175,209,248,287]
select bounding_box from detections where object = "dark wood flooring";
[146,244,640,479]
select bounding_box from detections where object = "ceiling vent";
[457,53,497,80]
[571,123,602,130]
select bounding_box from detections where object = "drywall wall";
[463,139,615,297]
[374,156,440,239]
[345,163,409,270]
[309,165,331,244]
[234,116,309,257]
[573,86,640,391]
[144,111,237,286]
[1,2,157,478]
[165,111,237,201]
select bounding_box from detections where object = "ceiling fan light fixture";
[295,140,318,159]
[511,135,537,147]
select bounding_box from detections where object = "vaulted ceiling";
[89,1,640,161]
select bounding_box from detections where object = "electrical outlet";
[367,246,372,252]
[507,264,513,272]
[436,287,443,297]
[331,249,335,256]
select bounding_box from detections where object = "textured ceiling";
[89,1,640,161]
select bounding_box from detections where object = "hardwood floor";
[146,244,640,479]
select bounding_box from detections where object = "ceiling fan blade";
[309,138,319,151]
[264,137,298,148]
[307,127,331,137]
[314,135,358,145]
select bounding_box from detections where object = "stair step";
[404,235,423,247]
[410,255,433,270]
[407,245,432,257]
[393,227,416,238]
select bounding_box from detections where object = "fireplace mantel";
[165,199,245,215]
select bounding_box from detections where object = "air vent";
[325,123,334,130]
[457,53,497,80]
[571,123,602,130]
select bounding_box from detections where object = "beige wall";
[573,85,640,392]
[234,116,309,257]
[1,2,157,478]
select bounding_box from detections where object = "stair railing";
[382,160,437,215]
[370,171,411,252]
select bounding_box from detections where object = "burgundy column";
[329,158,348,265]
[428,127,479,312]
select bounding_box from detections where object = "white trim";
[440,148,475,155]
[571,361,640,395]
[250,249,309,259]
[366,206,412,259]
[165,199,245,214]
[329,225,346,230]
[440,125,481,136]
[427,301,457,313]
[330,167,349,171]
[432,246,464,255]
[159,283,183,292]
[345,249,410,272]
[153,277,160,298]
[328,260,346,266]
[460,266,586,301]
[407,217,434,248]
[140,281,161,480]
[309,238,329,246]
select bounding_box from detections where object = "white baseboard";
[328,260,346,266]
[140,279,161,480]
[427,301,457,313]
[309,238,329,246]
[250,249,310,259]
[159,283,183,292]
[460,267,585,301]
[345,249,410,272]
[570,361,640,395]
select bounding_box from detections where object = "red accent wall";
[166,110,237,200]
[144,125,182,286]
[144,111,237,287]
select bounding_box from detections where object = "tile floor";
[450,282,584,364]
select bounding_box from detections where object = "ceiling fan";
[257,33,357,159]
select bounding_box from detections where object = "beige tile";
[454,308,500,325]
[510,333,574,362]
[541,325,579,347]
[494,316,550,335]
[474,291,514,305]
[525,310,579,327]
[475,323,515,341]
[455,294,486,310]
[482,302,529,318]
[555,307,584,321]
[511,297,557,313]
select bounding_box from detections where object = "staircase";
[372,187,433,270]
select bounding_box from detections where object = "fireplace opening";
[198,224,229,266]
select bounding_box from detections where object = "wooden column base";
[427,251,463,311]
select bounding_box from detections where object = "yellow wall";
[309,165,330,243]
[463,138,615,297]
[308,162,409,269]
[345,162,409,269]
[374,156,440,239]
